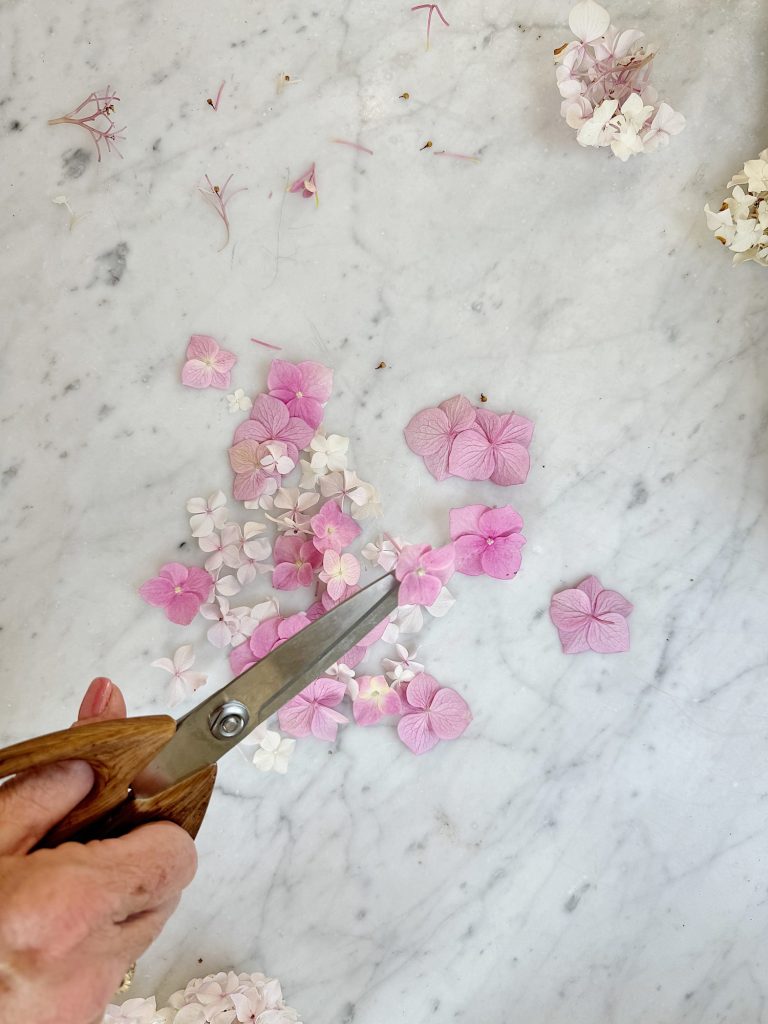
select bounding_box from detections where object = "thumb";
[0,679,128,855]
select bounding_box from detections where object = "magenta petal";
[477,505,523,538]
[139,577,174,607]
[278,698,314,737]
[181,360,214,389]
[249,618,282,659]
[185,567,214,600]
[403,407,450,457]
[453,535,486,576]
[398,711,440,755]
[594,589,633,619]
[428,687,472,740]
[166,592,202,626]
[480,534,525,579]
[230,640,257,676]
[399,572,441,606]
[489,442,530,486]
[586,613,630,653]
[353,698,384,726]
[449,504,487,539]
[550,588,592,630]
[186,334,219,361]
[447,428,495,480]
[404,672,441,710]
[279,612,312,641]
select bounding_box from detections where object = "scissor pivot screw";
[209,700,250,740]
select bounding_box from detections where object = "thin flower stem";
[48,86,125,160]
[198,173,247,251]
[207,81,225,110]
[331,139,374,155]
[434,150,480,162]
[411,4,449,49]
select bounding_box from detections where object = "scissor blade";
[137,573,399,793]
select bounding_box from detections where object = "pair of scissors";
[0,574,399,849]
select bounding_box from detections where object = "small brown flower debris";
[420,140,433,151]
[375,361,387,369]
[480,393,488,402]
[399,92,410,100]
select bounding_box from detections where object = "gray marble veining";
[2,1,768,1021]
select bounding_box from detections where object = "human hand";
[0,679,197,1024]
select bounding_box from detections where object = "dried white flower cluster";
[705,150,768,267]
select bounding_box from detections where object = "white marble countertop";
[2,1,768,1020]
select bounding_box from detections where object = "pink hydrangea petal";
[311,705,348,741]
[492,411,534,449]
[394,544,430,580]
[353,698,384,726]
[477,506,523,538]
[447,428,496,480]
[421,445,453,481]
[249,617,282,659]
[267,359,302,395]
[278,697,314,737]
[325,576,346,601]
[229,641,257,675]
[338,643,366,668]
[185,567,214,601]
[399,572,441,607]
[285,395,324,429]
[250,394,290,438]
[278,415,314,452]
[453,535,486,576]
[403,672,441,710]
[439,394,476,433]
[272,563,300,590]
[593,589,633,619]
[422,543,455,583]
[489,442,530,486]
[381,689,402,716]
[208,367,233,390]
[186,335,219,361]
[428,687,472,740]
[233,469,274,502]
[273,535,302,563]
[449,504,488,539]
[181,360,215,389]
[577,576,604,606]
[278,612,312,642]
[397,711,440,755]
[213,348,237,373]
[403,407,451,457]
[232,420,263,444]
[586,613,630,654]
[558,626,592,655]
[166,592,203,626]
[549,589,592,630]
[296,562,316,587]
[297,360,333,401]
[358,616,389,648]
[139,577,175,607]
[480,534,525,579]
[162,563,190,587]
[228,440,260,474]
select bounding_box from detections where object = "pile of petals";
[555,0,685,161]
[705,149,768,267]
[139,357,472,769]
[104,969,302,1023]
[549,575,632,654]
[404,394,533,485]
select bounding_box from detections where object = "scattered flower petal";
[151,645,207,707]
[182,335,237,391]
[395,543,455,606]
[353,675,402,725]
[404,395,476,481]
[550,575,633,654]
[278,677,348,740]
[139,563,213,625]
[397,672,471,754]
[227,389,253,413]
[449,504,526,579]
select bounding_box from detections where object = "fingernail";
[79,678,113,719]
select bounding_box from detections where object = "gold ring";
[118,963,136,992]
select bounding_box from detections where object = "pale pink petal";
[489,442,530,486]
[397,711,440,755]
[212,347,237,373]
[586,613,630,653]
[311,704,348,741]
[493,412,534,449]
[440,394,476,433]
[278,697,314,737]
[381,689,402,716]
[249,618,282,658]
[403,672,441,710]
[429,687,472,740]
[278,612,312,642]
[477,506,524,538]
[577,576,604,607]
[228,440,261,474]
[453,535,486,576]
[208,367,233,390]
[558,625,592,655]
[186,334,219,361]
[286,395,324,428]
[550,588,592,630]
[338,643,366,669]
[325,576,346,601]
[593,589,633,619]
[233,468,274,502]
[339,553,360,585]
[353,698,384,726]
[166,592,203,626]
[394,544,430,580]
[449,504,488,539]
[250,394,289,439]
[403,407,451,457]
[161,563,189,587]
[422,543,455,583]
[358,616,389,648]
[480,534,525,579]
[296,562,316,586]
[150,657,175,673]
[267,359,302,396]
[448,428,495,480]
[305,677,346,705]
[422,445,453,481]
[207,620,232,648]
[399,572,441,607]
[181,360,214,389]
[278,415,315,453]
[297,360,333,401]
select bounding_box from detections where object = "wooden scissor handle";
[0,717,217,848]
